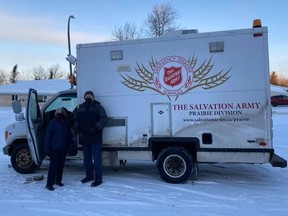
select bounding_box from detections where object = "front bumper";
[2,145,10,155]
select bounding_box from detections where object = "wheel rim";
[163,154,186,178]
[16,149,33,169]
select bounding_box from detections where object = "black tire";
[156,147,193,184]
[10,143,39,174]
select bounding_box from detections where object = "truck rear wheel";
[157,147,193,183]
[10,143,38,174]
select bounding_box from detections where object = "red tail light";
[259,142,267,146]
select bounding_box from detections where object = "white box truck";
[3,19,286,183]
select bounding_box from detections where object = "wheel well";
[149,137,199,162]
[8,139,28,156]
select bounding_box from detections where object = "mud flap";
[270,154,287,168]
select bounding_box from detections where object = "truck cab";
[3,88,77,174]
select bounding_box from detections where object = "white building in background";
[0,79,71,107]
[270,84,288,96]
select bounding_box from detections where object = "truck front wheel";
[10,143,38,174]
[157,147,193,184]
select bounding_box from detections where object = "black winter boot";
[81,177,94,183]
[91,180,102,187]
[46,185,55,191]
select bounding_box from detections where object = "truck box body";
[76,27,272,164]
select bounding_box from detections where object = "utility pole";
[67,15,75,89]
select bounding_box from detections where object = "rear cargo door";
[26,88,45,165]
[151,103,172,136]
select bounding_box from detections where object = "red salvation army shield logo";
[153,56,193,96]
[164,66,182,87]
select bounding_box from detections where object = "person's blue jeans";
[83,144,102,182]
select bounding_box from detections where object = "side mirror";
[12,100,22,114]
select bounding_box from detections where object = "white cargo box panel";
[76,27,271,153]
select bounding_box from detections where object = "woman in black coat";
[45,107,72,191]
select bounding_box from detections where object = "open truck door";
[6,88,77,174]
[26,88,45,166]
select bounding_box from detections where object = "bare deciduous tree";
[111,3,180,40]
[48,64,65,79]
[270,71,278,85]
[33,66,47,80]
[112,22,142,40]
[18,70,33,80]
[270,71,288,87]
[0,69,8,85]
[145,3,180,37]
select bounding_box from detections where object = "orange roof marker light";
[253,19,262,28]
[253,19,263,37]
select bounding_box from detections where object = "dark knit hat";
[55,107,67,118]
[84,90,94,98]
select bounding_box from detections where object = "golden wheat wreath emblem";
[120,55,231,101]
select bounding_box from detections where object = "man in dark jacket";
[74,90,107,187]
[45,107,72,191]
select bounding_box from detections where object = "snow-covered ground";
[0,106,287,216]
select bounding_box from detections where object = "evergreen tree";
[9,64,19,83]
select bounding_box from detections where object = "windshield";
[44,93,77,113]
